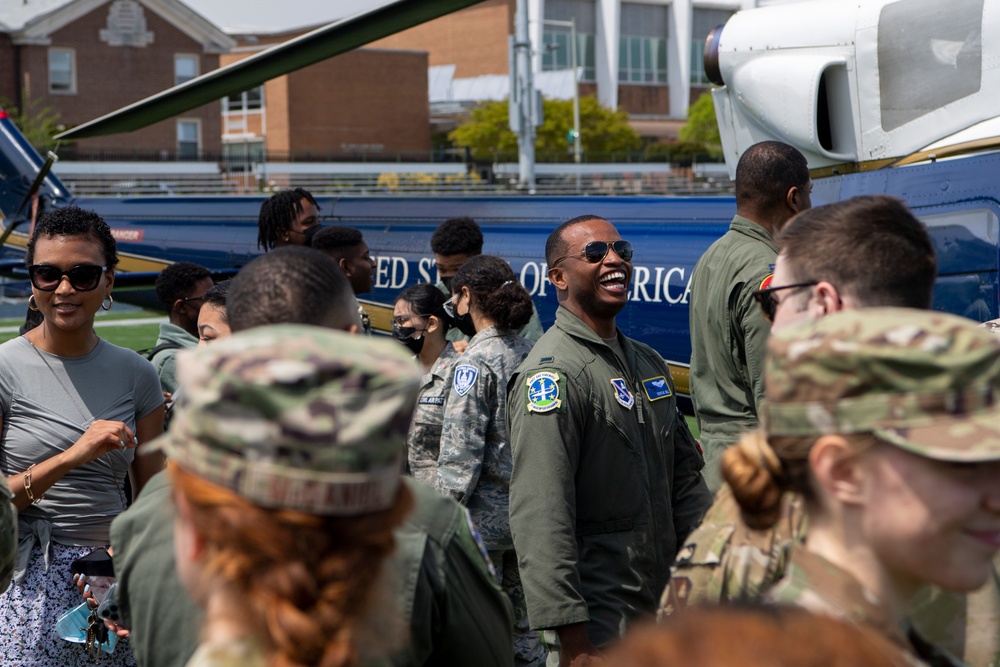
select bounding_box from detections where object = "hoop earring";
[102,295,114,311]
[27,295,39,312]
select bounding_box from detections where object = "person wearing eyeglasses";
[507,215,712,666]
[0,206,164,665]
[150,261,213,395]
[392,283,456,484]
[663,196,1000,667]
[688,141,812,493]
[433,255,544,665]
[722,308,999,667]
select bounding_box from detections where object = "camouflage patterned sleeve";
[434,359,494,504]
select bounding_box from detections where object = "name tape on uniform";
[642,376,673,401]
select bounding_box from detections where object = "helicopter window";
[48,48,76,95]
[878,0,983,132]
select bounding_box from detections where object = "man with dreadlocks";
[256,187,321,251]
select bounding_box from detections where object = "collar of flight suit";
[730,214,781,255]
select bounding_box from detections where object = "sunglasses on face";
[552,240,634,267]
[28,264,107,292]
[751,281,818,323]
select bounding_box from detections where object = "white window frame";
[176,118,202,159]
[174,53,199,86]
[48,48,77,94]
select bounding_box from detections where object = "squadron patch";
[453,365,479,396]
[758,273,774,291]
[526,371,561,413]
[610,378,634,410]
[642,376,673,401]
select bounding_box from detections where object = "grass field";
[0,310,164,350]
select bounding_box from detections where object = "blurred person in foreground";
[111,248,514,667]
[663,196,1000,667]
[163,326,418,666]
[608,606,897,667]
[721,308,1000,666]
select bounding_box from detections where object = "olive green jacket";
[507,306,712,646]
[688,215,778,491]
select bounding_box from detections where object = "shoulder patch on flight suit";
[453,364,478,396]
[610,378,634,409]
[758,273,774,291]
[642,376,673,401]
[525,371,563,413]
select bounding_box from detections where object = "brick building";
[0,0,233,156]
[220,35,430,160]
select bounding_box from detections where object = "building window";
[177,119,200,159]
[223,86,264,112]
[541,31,596,82]
[48,48,76,94]
[619,2,668,85]
[175,54,199,85]
[619,36,667,84]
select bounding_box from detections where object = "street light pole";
[542,18,581,192]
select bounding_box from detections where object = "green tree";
[679,93,721,148]
[0,91,65,151]
[449,96,640,161]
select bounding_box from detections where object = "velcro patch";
[453,365,479,396]
[526,371,562,413]
[642,376,673,401]
[610,378,634,410]
[418,395,445,406]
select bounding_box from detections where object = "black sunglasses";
[28,264,107,292]
[552,240,634,266]
[751,281,818,323]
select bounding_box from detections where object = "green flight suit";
[391,478,515,667]
[507,306,712,647]
[689,215,778,492]
[112,474,513,667]
[111,470,202,667]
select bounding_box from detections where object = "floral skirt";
[0,543,135,667]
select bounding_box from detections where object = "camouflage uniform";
[406,343,458,484]
[703,308,1000,667]
[434,325,543,666]
[688,215,778,492]
[160,327,515,667]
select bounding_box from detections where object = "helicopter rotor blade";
[55,0,484,141]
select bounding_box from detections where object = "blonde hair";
[169,461,412,667]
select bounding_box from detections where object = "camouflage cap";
[155,324,422,515]
[762,307,1000,462]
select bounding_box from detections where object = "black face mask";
[440,275,454,292]
[303,225,323,247]
[392,322,425,355]
[451,310,477,338]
